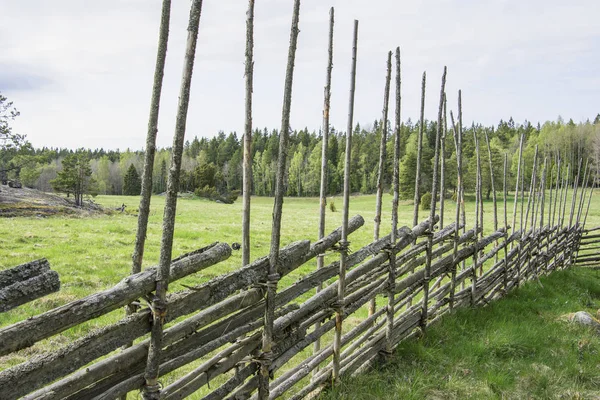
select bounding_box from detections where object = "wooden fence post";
[471,128,481,305]
[258,1,301,398]
[333,18,358,385]
[385,46,401,353]
[421,67,446,332]
[242,0,255,268]
[449,104,463,311]
[371,50,392,317]
[143,2,204,398]
[413,72,427,228]
[314,4,334,368]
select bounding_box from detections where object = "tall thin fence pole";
[241,0,255,268]
[313,4,334,364]
[440,94,447,231]
[333,19,358,385]
[569,158,583,228]
[511,133,525,249]
[551,157,562,228]
[143,2,204,398]
[449,107,462,311]
[471,129,481,304]
[484,128,498,260]
[560,164,571,228]
[131,0,171,278]
[421,67,446,331]
[371,50,392,317]
[258,1,301,397]
[385,46,401,353]
[413,72,426,228]
[502,153,509,292]
[576,160,590,226]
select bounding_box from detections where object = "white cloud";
[1,0,598,149]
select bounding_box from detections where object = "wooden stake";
[551,157,562,228]
[569,158,583,228]
[385,46,401,353]
[258,1,301,397]
[131,0,171,277]
[333,18,358,385]
[440,93,447,230]
[421,66,446,331]
[471,128,481,302]
[484,128,498,260]
[143,1,203,398]
[242,0,255,267]
[314,4,334,366]
[413,71,426,228]
[371,50,392,317]
[502,153,509,292]
[449,105,462,311]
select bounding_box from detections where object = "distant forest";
[8,115,600,199]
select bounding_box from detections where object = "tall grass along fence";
[1,1,598,399]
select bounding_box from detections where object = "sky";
[1,0,599,150]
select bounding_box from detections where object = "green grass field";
[322,267,600,399]
[0,191,599,398]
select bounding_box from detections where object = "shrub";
[329,198,337,212]
[421,192,432,210]
[194,185,218,200]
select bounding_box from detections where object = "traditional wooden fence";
[1,1,598,399]
[0,212,592,399]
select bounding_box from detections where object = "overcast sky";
[1,0,599,150]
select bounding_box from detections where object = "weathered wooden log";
[160,333,262,400]
[203,363,258,400]
[0,258,51,289]
[394,230,505,295]
[12,219,364,400]
[0,270,60,312]
[36,305,298,400]
[0,242,231,357]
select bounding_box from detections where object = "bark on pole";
[421,66,446,332]
[314,4,334,364]
[143,1,204,398]
[371,50,392,317]
[258,1,301,398]
[502,153,509,292]
[242,0,255,267]
[511,133,525,249]
[484,128,498,258]
[385,46,401,353]
[440,93,447,230]
[551,157,562,228]
[449,106,462,311]
[471,129,481,304]
[124,4,171,397]
[333,18,358,385]
[131,0,171,277]
[413,71,426,228]
[569,158,583,228]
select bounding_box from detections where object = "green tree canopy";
[51,151,97,206]
[123,163,141,195]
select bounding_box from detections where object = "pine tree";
[51,151,97,206]
[123,163,141,195]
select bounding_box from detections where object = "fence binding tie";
[330,299,344,313]
[149,297,167,323]
[331,240,351,253]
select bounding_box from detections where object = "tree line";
[3,93,600,202]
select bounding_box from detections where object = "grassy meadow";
[0,190,599,398]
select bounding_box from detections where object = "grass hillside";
[323,267,600,400]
